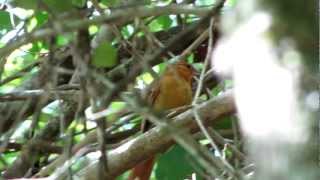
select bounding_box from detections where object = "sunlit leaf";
[29,42,43,53]
[56,34,73,46]
[27,17,38,32]
[196,0,216,6]
[149,15,173,32]
[34,11,48,27]
[2,152,18,164]
[121,25,134,38]
[89,25,99,35]
[157,15,172,29]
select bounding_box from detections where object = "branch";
[52,90,235,179]
[0,5,212,57]
[0,49,72,133]
[0,90,78,101]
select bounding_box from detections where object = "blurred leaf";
[157,15,172,29]
[121,25,134,38]
[74,134,85,143]
[72,0,87,7]
[211,80,233,96]
[42,100,61,116]
[196,0,216,6]
[34,11,48,27]
[149,15,173,32]
[223,145,233,160]
[160,0,173,3]
[11,0,38,10]
[29,42,43,53]
[71,156,91,173]
[27,17,38,31]
[92,42,117,68]
[0,11,12,29]
[227,0,238,6]
[89,25,99,35]
[140,72,154,84]
[2,152,18,164]
[224,79,233,89]
[155,145,194,180]
[212,116,234,130]
[101,0,150,7]
[56,34,73,46]
[21,53,35,64]
[211,84,223,96]
[43,0,74,12]
[187,53,195,63]
[39,113,51,123]
[157,62,167,74]
[101,0,118,6]
[12,0,74,12]
[110,101,126,110]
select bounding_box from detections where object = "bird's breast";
[153,76,192,111]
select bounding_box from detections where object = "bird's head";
[168,60,197,83]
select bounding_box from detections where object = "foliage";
[0,0,316,179]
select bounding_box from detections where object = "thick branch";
[54,90,235,179]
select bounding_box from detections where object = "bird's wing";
[141,79,161,132]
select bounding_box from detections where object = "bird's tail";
[128,156,155,180]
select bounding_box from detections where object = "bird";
[128,60,196,180]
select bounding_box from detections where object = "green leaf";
[157,15,173,29]
[43,0,74,12]
[92,42,117,68]
[0,11,12,29]
[156,145,194,180]
[101,0,118,6]
[72,0,87,7]
[121,25,134,38]
[101,0,150,7]
[212,115,235,130]
[223,145,233,160]
[196,0,216,6]
[2,152,18,164]
[29,42,43,53]
[149,15,173,32]
[56,34,73,46]
[11,0,37,10]
[34,11,48,27]
[11,0,74,12]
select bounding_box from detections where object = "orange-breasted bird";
[128,60,196,180]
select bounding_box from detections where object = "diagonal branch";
[52,90,235,180]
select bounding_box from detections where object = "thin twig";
[0,90,78,101]
[180,29,209,60]
[0,5,212,57]
[191,14,239,178]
